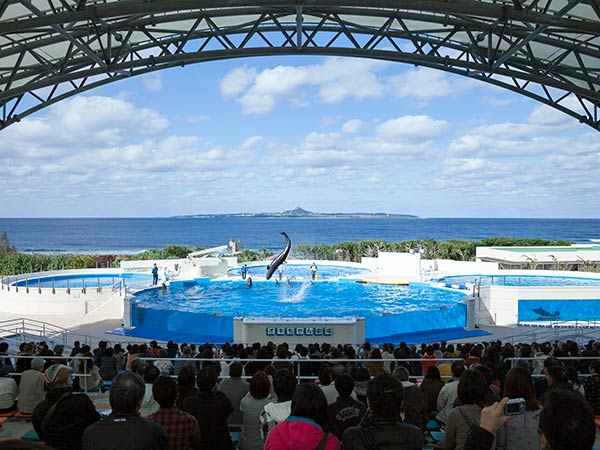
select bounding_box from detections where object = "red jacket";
[265,416,340,450]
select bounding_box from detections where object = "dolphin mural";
[266,232,291,280]
[532,307,560,320]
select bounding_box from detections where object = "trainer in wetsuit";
[151,263,158,286]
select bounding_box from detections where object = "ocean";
[0,217,599,254]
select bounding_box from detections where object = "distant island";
[172,207,418,219]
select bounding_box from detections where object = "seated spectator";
[239,371,275,450]
[328,373,366,439]
[147,375,201,450]
[33,364,100,450]
[583,359,600,414]
[420,365,445,414]
[155,349,174,376]
[540,365,574,406]
[99,347,117,381]
[70,341,82,358]
[272,345,294,373]
[140,365,161,417]
[465,392,595,450]
[366,348,384,377]
[113,343,125,371]
[219,361,249,429]
[16,343,35,373]
[17,357,46,414]
[131,357,147,378]
[181,367,234,450]
[420,345,437,375]
[393,366,427,430]
[496,367,542,450]
[175,365,198,409]
[473,364,501,406]
[342,373,423,450]
[435,369,487,450]
[174,346,196,375]
[76,352,102,392]
[82,372,167,450]
[352,367,370,405]
[0,368,18,413]
[265,383,340,450]
[436,360,466,425]
[260,368,297,436]
[125,344,141,372]
[0,342,14,377]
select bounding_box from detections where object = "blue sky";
[0,55,598,218]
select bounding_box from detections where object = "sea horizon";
[1,217,599,255]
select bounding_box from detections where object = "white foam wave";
[277,282,312,303]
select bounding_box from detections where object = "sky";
[0,55,599,218]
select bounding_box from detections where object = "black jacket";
[328,396,367,439]
[342,414,424,450]
[32,389,100,450]
[81,412,168,450]
[181,390,234,450]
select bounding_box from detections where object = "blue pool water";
[435,274,600,287]
[227,264,371,280]
[13,273,152,289]
[129,280,467,341]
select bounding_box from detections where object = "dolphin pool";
[13,273,152,289]
[128,278,468,342]
[435,274,600,287]
[227,263,371,280]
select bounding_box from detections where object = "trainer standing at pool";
[311,262,318,280]
[152,263,159,286]
[241,264,248,280]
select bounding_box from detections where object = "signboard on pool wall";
[234,317,365,345]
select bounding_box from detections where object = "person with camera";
[435,369,488,450]
[495,367,541,450]
[464,390,596,450]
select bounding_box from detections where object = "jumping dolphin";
[266,232,291,280]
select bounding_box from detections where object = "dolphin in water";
[266,232,291,280]
[532,307,560,320]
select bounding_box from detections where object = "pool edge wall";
[129,302,467,344]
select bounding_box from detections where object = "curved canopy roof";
[0,0,599,130]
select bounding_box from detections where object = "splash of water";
[277,281,312,303]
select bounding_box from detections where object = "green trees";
[295,238,572,263]
[0,232,16,256]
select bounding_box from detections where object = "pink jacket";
[264,416,340,450]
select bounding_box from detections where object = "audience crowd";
[0,338,599,450]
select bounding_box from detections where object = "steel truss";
[0,0,599,130]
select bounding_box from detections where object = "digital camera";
[504,398,526,415]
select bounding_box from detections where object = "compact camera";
[504,398,526,415]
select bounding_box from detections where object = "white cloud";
[376,115,449,141]
[220,58,388,115]
[184,114,208,123]
[387,67,476,102]
[342,119,365,134]
[142,73,164,92]
[219,66,257,97]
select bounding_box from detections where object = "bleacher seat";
[14,411,33,419]
[426,419,441,431]
[21,427,41,441]
[0,410,16,418]
[230,431,240,446]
